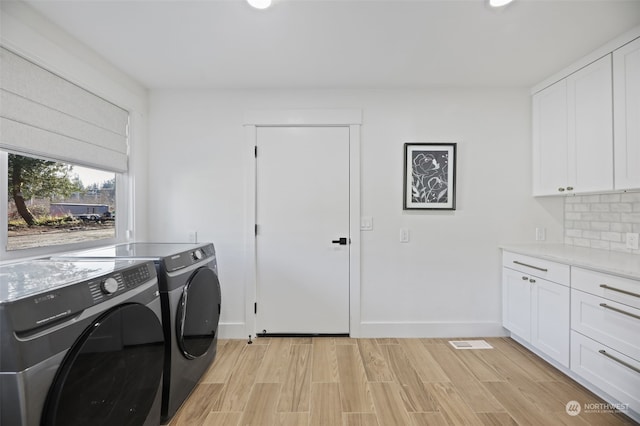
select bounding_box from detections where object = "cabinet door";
[532,79,568,196]
[571,331,640,414]
[568,54,614,193]
[614,37,640,190]
[502,267,531,341]
[530,278,570,367]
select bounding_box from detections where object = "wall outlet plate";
[535,227,546,241]
[626,233,639,250]
[400,228,410,243]
[360,216,373,231]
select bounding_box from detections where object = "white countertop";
[500,243,640,281]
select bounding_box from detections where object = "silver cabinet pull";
[529,278,536,283]
[598,350,640,374]
[566,186,574,191]
[600,284,640,299]
[521,276,528,280]
[599,303,640,321]
[513,260,548,272]
[558,187,565,192]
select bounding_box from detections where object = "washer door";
[176,267,221,359]
[41,303,164,426]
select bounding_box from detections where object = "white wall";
[148,88,564,338]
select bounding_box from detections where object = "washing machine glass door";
[176,267,221,359]
[41,303,164,426]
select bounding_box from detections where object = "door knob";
[332,237,348,245]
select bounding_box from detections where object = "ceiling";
[17,0,640,89]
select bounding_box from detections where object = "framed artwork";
[403,142,457,210]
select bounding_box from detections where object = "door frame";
[243,109,362,338]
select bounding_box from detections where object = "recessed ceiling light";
[247,0,272,9]
[489,0,514,7]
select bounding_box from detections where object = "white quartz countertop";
[500,243,640,281]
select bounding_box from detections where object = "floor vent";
[448,340,493,350]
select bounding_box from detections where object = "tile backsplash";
[565,192,640,255]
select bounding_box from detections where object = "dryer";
[0,258,164,426]
[56,242,221,424]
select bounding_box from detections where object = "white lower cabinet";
[531,279,570,366]
[571,288,640,362]
[570,267,640,416]
[502,267,532,340]
[502,252,570,367]
[571,331,640,414]
[502,251,640,421]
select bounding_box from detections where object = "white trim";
[244,109,362,338]
[244,108,362,126]
[531,26,640,94]
[217,322,248,339]
[0,151,8,257]
[244,124,258,339]
[358,321,507,338]
[348,124,362,337]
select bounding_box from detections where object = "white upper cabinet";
[532,55,613,196]
[613,37,640,190]
[532,79,569,195]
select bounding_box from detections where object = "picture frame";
[403,142,457,210]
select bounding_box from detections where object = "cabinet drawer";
[572,267,640,310]
[571,331,640,414]
[571,289,640,362]
[502,252,570,286]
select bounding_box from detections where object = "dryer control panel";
[162,243,216,273]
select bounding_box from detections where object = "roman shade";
[0,47,129,172]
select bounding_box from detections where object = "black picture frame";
[403,142,457,210]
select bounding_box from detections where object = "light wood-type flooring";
[169,337,637,426]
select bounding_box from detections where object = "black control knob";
[101,277,119,295]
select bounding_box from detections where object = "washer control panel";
[90,263,153,303]
[5,261,157,335]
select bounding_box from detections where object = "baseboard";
[356,321,507,338]
[218,321,507,339]
[217,322,247,339]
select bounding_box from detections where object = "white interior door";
[256,126,350,335]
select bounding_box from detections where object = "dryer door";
[41,303,164,426]
[176,267,221,359]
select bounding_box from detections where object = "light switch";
[361,216,373,231]
[400,228,410,243]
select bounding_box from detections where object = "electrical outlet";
[626,233,639,250]
[535,227,546,241]
[188,231,198,243]
[400,228,410,243]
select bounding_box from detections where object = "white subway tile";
[601,232,622,242]
[591,222,610,231]
[611,203,633,213]
[621,192,640,203]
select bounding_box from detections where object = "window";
[5,153,117,252]
[0,47,131,261]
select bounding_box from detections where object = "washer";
[0,258,164,426]
[56,242,221,424]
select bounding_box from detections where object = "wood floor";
[169,337,636,426]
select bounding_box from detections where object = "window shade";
[0,47,129,172]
